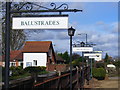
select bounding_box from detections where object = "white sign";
[73,47,93,52]
[84,53,102,61]
[12,16,68,29]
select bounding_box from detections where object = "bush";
[92,67,106,80]
[24,66,41,73]
[40,66,46,71]
[96,63,105,68]
[10,66,25,76]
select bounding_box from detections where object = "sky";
[24,2,118,58]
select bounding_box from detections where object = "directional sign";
[73,47,93,52]
[84,53,102,61]
[12,16,68,29]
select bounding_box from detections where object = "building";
[22,41,56,68]
[1,50,22,67]
[1,41,57,69]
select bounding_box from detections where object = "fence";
[34,66,91,89]
[2,66,91,89]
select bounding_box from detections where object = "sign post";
[73,42,94,88]
[4,2,82,90]
[5,2,11,90]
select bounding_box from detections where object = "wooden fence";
[34,66,91,89]
[2,66,91,90]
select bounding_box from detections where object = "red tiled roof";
[14,52,23,60]
[22,41,52,52]
[2,50,21,61]
[10,50,21,60]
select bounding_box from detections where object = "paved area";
[84,77,119,89]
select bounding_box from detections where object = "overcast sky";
[24,2,118,58]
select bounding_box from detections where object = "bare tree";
[1,2,26,55]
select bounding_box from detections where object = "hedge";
[24,66,46,73]
[92,67,106,80]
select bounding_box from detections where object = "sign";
[84,53,102,61]
[12,16,68,29]
[73,47,93,52]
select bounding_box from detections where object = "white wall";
[84,53,102,61]
[23,53,47,68]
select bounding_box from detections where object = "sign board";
[73,47,93,52]
[84,53,102,61]
[12,16,68,29]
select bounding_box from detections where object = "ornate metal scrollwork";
[12,2,69,11]
[50,3,68,10]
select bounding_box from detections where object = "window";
[20,62,23,67]
[26,62,32,67]
[33,60,37,66]
[11,62,16,66]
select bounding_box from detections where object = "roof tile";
[22,41,52,52]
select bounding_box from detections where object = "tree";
[1,2,26,54]
[113,61,120,68]
[104,53,110,63]
[72,53,81,60]
[58,51,70,64]
[58,52,84,64]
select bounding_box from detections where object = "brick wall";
[47,64,69,72]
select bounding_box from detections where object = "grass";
[37,71,49,75]
[10,73,31,80]
[9,71,49,80]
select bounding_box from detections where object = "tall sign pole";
[5,2,11,90]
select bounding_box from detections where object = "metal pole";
[90,59,92,79]
[5,2,11,90]
[82,52,84,88]
[70,36,72,90]
[86,34,87,44]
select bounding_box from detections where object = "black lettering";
[21,21,24,25]
[41,21,44,25]
[34,21,38,25]
[24,21,28,25]
[56,21,59,25]
[45,21,49,25]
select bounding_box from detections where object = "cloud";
[52,39,70,53]
[55,31,69,40]
[111,22,118,33]
[25,30,56,40]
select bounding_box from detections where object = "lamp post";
[68,26,75,90]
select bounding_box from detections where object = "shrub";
[96,63,105,68]
[10,66,16,71]
[40,66,46,71]
[24,66,41,74]
[92,67,106,80]
[10,66,25,76]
